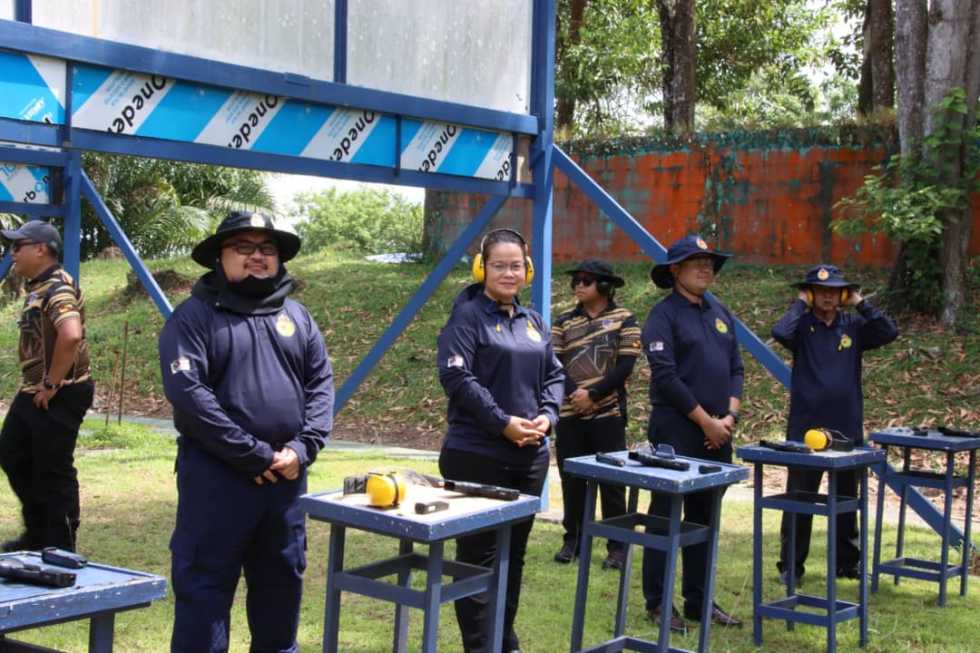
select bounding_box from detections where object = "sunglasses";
[9,240,38,253]
[571,275,596,288]
[223,241,279,256]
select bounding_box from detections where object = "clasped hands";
[702,414,736,451]
[254,446,300,485]
[503,414,551,448]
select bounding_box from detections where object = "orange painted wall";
[427,140,980,267]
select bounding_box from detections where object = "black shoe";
[553,541,578,564]
[778,568,805,586]
[601,548,627,570]
[836,566,862,580]
[684,602,743,628]
[647,603,686,633]
[1,534,37,553]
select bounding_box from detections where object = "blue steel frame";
[0,0,952,535]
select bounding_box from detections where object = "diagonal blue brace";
[334,194,508,413]
[551,144,961,544]
[80,171,173,317]
[0,252,12,280]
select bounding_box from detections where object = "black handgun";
[698,464,722,474]
[628,450,690,471]
[0,558,76,588]
[938,426,980,439]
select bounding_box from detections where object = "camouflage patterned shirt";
[17,266,91,393]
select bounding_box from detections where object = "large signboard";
[0,52,526,182]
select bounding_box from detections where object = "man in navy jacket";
[159,211,333,653]
[773,264,897,584]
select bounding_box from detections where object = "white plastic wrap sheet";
[30,0,335,81]
[347,0,533,115]
[0,1,14,21]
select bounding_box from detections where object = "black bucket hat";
[792,264,859,290]
[191,210,301,268]
[1,220,62,256]
[565,258,625,288]
[649,234,731,289]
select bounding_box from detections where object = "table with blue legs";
[300,485,539,653]
[869,427,978,606]
[736,445,884,653]
[563,451,748,653]
[0,552,166,652]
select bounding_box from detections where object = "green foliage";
[295,187,423,254]
[834,88,980,313]
[80,153,274,259]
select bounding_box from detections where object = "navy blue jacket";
[772,299,897,442]
[159,281,333,477]
[437,284,564,465]
[641,291,744,418]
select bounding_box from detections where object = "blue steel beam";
[62,150,81,279]
[80,171,173,317]
[0,146,66,167]
[529,0,557,325]
[334,194,508,413]
[0,118,62,148]
[14,0,30,22]
[0,20,539,136]
[0,251,11,279]
[553,144,791,386]
[0,201,63,217]
[333,0,348,84]
[67,129,535,199]
[552,144,956,544]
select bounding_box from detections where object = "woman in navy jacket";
[436,228,564,653]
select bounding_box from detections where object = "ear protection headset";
[365,472,408,508]
[805,287,850,305]
[803,428,854,452]
[568,277,614,296]
[472,228,534,285]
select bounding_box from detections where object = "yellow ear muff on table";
[366,472,408,508]
[804,428,832,451]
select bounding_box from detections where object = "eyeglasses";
[223,241,279,256]
[9,240,38,253]
[571,275,596,288]
[487,261,525,274]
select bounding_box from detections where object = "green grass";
[0,424,977,652]
[1,253,977,451]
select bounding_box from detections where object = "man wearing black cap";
[159,211,334,653]
[773,264,897,585]
[551,259,641,570]
[641,234,743,631]
[0,220,93,553]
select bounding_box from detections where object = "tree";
[858,0,896,116]
[295,188,423,254]
[657,0,696,134]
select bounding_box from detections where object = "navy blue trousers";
[642,410,731,613]
[170,443,307,653]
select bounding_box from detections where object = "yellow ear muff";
[523,257,535,285]
[471,229,535,285]
[471,252,486,283]
[805,288,813,306]
[841,288,849,303]
[366,472,407,508]
[804,428,832,452]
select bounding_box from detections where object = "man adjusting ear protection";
[772,263,898,584]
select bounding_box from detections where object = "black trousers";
[0,383,94,551]
[778,467,860,576]
[642,410,731,612]
[439,447,548,653]
[555,415,627,553]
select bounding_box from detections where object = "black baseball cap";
[1,220,62,255]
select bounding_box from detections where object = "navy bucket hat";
[792,264,859,290]
[649,234,731,289]
[191,210,301,268]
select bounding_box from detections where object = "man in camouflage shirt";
[551,259,641,570]
[0,221,93,552]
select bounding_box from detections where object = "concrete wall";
[424,128,980,267]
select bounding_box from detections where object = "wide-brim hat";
[791,264,859,289]
[565,258,625,287]
[649,234,731,289]
[191,210,301,267]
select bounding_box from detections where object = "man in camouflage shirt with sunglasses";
[0,221,93,553]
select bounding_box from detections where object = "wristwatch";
[727,410,740,425]
[42,377,60,391]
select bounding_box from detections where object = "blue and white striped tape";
[0,52,516,181]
